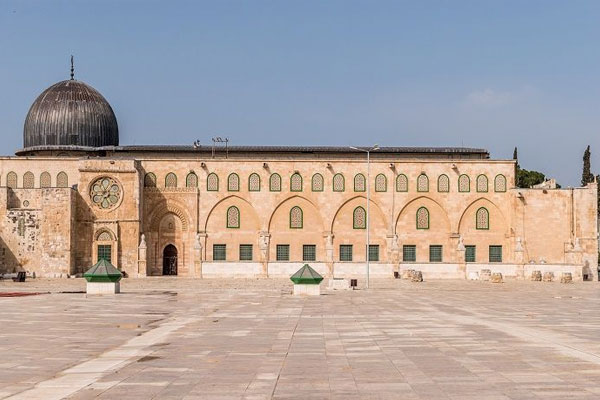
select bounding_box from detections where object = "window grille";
[375,174,387,192]
[270,174,281,191]
[248,173,261,191]
[213,244,226,261]
[368,245,379,261]
[98,245,112,263]
[311,174,324,191]
[429,245,443,262]
[57,172,68,188]
[228,173,239,191]
[186,172,198,188]
[403,245,416,262]
[438,174,449,192]
[353,207,366,229]
[303,245,316,261]
[458,174,470,192]
[239,244,253,261]
[6,172,17,189]
[23,172,34,189]
[476,175,488,192]
[354,174,366,192]
[227,206,240,228]
[396,174,408,192]
[339,245,353,261]
[40,172,51,188]
[417,174,429,192]
[416,207,429,229]
[290,173,302,192]
[276,244,290,261]
[207,173,219,191]
[333,174,345,192]
[165,173,177,188]
[476,207,489,230]
[290,206,303,229]
[489,245,502,262]
[494,175,507,192]
[465,245,476,263]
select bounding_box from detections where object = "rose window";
[90,177,121,209]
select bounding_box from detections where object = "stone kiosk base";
[86,281,120,295]
[293,283,320,296]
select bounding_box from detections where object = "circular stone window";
[90,177,122,210]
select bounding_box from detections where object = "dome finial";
[70,55,74,80]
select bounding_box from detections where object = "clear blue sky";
[1,1,599,186]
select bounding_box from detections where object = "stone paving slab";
[0,278,599,399]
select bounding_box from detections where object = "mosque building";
[0,68,597,280]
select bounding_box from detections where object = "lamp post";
[349,145,379,289]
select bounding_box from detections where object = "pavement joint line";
[3,316,200,400]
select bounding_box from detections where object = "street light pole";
[350,145,379,289]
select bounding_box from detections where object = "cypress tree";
[581,145,593,186]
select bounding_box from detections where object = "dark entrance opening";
[162,244,178,276]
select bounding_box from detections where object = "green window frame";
[375,174,387,192]
[489,245,502,262]
[458,174,470,192]
[227,173,240,191]
[494,174,507,192]
[476,174,488,192]
[165,172,177,188]
[276,244,290,261]
[303,245,316,261]
[186,172,198,188]
[290,173,303,192]
[368,244,379,262]
[6,171,17,188]
[226,206,240,228]
[98,244,111,263]
[339,244,353,261]
[396,174,408,192]
[311,173,324,192]
[333,173,345,192]
[270,173,282,192]
[429,245,443,262]
[437,174,449,192]
[475,207,489,230]
[353,206,366,229]
[354,173,366,192]
[207,173,219,191]
[248,173,261,192]
[417,174,429,192]
[416,207,429,230]
[239,244,253,261]
[289,206,303,229]
[213,244,226,261]
[403,245,416,262]
[465,245,476,263]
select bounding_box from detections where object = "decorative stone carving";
[457,235,465,251]
[515,237,524,252]
[531,270,542,281]
[410,270,423,282]
[573,237,582,251]
[90,177,122,210]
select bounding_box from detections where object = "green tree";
[517,169,545,188]
[581,145,594,186]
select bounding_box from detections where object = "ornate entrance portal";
[162,244,178,275]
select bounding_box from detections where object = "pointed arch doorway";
[162,244,178,276]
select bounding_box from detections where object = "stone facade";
[0,149,597,281]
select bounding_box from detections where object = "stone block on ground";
[491,272,503,283]
[543,272,554,282]
[468,271,479,280]
[531,270,542,281]
[401,269,415,280]
[410,270,423,282]
[328,278,350,290]
[560,272,573,283]
[479,269,492,281]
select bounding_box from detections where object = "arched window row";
[4,171,69,189]
[138,172,508,192]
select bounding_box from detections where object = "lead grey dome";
[23,79,119,149]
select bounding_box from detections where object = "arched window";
[6,172,17,188]
[165,173,177,188]
[144,172,157,187]
[290,206,303,229]
[248,173,261,192]
[227,206,240,228]
[396,174,408,192]
[270,173,281,191]
[375,174,387,192]
[476,207,489,230]
[290,173,303,192]
[207,173,219,191]
[494,174,507,192]
[417,174,429,192]
[186,172,198,188]
[311,173,324,191]
[333,173,345,192]
[353,206,366,229]
[476,175,488,192]
[437,174,449,192]
[40,172,51,188]
[56,172,68,188]
[416,207,429,229]
[96,229,114,241]
[23,172,34,189]
[354,174,365,192]
[458,174,470,192]
[228,173,240,191]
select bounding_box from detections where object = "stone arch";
[330,195,386,233]
[395,196,451,233]
[204,195,261,231]
[95,228,116,241]
[268,195,325,232]
[149,201,190,231]
[457,197,507,234]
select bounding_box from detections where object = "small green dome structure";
[83,259,122,283]
[290,264,323,285]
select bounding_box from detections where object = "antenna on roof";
[211,137,229,159]
[70,55,74,80]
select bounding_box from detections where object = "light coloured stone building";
[1,75,597,281]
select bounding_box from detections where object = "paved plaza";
[1,278,600,399]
